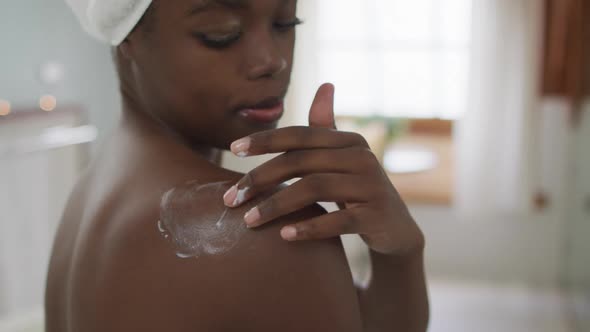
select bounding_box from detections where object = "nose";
[243,31,288,80]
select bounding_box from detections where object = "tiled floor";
[428,280,589,332]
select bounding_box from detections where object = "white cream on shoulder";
[158,181,248,259]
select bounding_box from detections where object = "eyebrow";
[186,0,249,16]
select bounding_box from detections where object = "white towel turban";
[65,0,153,45]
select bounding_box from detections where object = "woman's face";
[125,0,298,149]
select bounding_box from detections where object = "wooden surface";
[336,117,455,205]
[387,133,454,206]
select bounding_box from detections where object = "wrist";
[371,224,425,266]
[371,245,424,267]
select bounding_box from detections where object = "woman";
[46,0,429,331]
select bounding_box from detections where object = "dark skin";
[45,0,429,331]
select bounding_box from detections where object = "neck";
[119,100,223,166]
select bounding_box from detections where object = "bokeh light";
[39,95,57,112]
[0,99,11,116]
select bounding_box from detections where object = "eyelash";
[195,18,304,49]
[194,31,242,49]
[274,17,304,32]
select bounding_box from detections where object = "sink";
[383,146,439,174]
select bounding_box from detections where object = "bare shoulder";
[97,159,363,332]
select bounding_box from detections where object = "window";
[315,0,473,119]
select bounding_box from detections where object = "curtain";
[542,0,590,120]
[454,0,544,218]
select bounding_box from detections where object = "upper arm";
[102,191,364,332]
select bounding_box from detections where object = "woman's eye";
[193,32,242,49]
[193,17,302,48]
[274,17,304,32]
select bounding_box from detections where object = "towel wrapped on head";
[65,0,153,45]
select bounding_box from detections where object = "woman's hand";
[222,83,424,256]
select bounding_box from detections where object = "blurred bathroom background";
[0,0,588,331]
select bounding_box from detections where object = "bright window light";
[316,0,473,119]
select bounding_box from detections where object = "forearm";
[357,248,429,332]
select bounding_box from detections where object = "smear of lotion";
[233,186,249,206]
[158,181,247,258]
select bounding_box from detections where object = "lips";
[236,97,284,124]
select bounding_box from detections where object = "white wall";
[566,101,590,331]
[414,98,586,287]
[0,0,120,318]
[0,0,121,148]
[0,113,82,317]
[566,102,590,289]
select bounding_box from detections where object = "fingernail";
[281,226,297,241]
[231,137,251,157]
[244,206,261,227]
[233,186,249,206]
[223,185,238,206]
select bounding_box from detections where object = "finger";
[230,126,369,157]
[226,146,379,207]
[280,208,367,241]
[336,202,347,211]
[242,173,371,228]
[309,83,336,129]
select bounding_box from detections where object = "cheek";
[180,46,239,89]
[150,49,236,113]
[281,32,296,57]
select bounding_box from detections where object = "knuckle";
[292,127,309,146]
[298,222,317,240]
[302,174,324,199]
[364,148,379,165]
[251,131,273,152]
[243,171,258,188]
[352,145,371,157]
[283,150,304,170]
[341,131,369,148]
[259,196,278,218]
[340,210,358,234]
[340,131,356,144]
[352,132,370,148]
[352,146,378,169]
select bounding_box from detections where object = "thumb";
[308,83,336,129]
